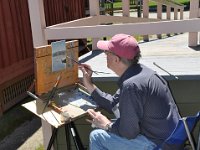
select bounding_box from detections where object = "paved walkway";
[0,117,43,150]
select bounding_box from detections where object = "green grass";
[112,0,190,9]
[172,0,190,5]
[35,144,45,150]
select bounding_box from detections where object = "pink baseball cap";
[97,34,140,59]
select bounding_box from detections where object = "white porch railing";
[189,0,200,46]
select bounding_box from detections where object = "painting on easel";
[51,40,66,72]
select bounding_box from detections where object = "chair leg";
[182,117,196,150]
[197,124,200,150]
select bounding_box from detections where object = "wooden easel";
[23,40,93,149]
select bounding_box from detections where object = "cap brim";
[97,40,110,51]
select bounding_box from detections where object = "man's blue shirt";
[91,63,181,147]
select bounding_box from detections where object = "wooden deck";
[79,33,200,81]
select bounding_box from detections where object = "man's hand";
[86,109,111,130]
[79,64,96,94]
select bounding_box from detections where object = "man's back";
[127,64,181,146]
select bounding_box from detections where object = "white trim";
[28,0,47,47]
[45,19,200,40]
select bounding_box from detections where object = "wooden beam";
[89,0,100,50]
[189,0,200,46]
[122,0,130,17]
[98,15,161,23]
[47,16,100,27]
[28,0,47,47]
[48,16,161,29]
[45,19,200,40]
[157,3,162,39]
[143,0,150,41]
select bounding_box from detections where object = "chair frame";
[154,112,200,150]
[182,117,195,150]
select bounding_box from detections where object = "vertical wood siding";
[0,0,35,114]
[44,0,85,26]
[0,0,33,70]
[0,0,85,114]
[0,0,34,85]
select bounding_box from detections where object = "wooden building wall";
[0,0,85,115]
[44,0,85,26]
[0,0,34,115]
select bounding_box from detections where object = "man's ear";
[114,55,121,63]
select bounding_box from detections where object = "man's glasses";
[104,50,121,59]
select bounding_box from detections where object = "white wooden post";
[27,0,53,149]
[180,8,184,34]
[166,6,171,20]
[41,120,54,150]
[89,0,100,50]
[157,3,162,39]
[174,8,178,20]
[189,0,199,46]
[122,0,130,17]
[166,6,171,36]
[28,0,47,47]
[180,8,183,20]
[143,0,149,41]
[89,0,100,16]
[174,8,178,35]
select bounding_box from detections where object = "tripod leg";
[47,127,58,150]
[69,122,85,150]
[65,124,71,150]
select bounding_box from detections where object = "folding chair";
[154,111,200,150]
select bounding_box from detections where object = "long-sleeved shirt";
[91,63,181,148]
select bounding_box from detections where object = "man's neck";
[115,63,129,77]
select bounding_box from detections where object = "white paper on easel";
[51,40,66,72]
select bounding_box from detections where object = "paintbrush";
[42,74,62,113]
[62,55,110,75]
[27,91,45,103]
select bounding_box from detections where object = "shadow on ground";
[0,98,42,150]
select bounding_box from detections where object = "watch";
[105,123,112,131]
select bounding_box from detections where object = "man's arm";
[91,88,120,113]
[79,64,119,112]
[79,64,96,94]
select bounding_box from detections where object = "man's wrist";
[87,84,96,94]
[105,122,112,131]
